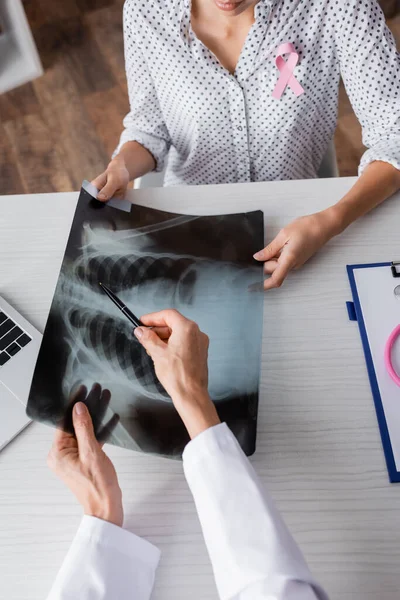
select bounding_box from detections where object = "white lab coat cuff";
[76,515,161,567]
[182,422,233,469]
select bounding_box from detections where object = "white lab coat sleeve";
[46,515,160,600]
[183,423,329,600]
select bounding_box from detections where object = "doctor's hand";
[254,209,339,290]
[91,156,130,202]
[134,310,221,439]
[47,389,123,527]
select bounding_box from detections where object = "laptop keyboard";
[0,311,31,367]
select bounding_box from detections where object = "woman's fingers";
[253,230,287,262]
[92,157,130,202]
[263,252,296,290]
[98,176,120,201]
[252,228,297,289]
[111,189,126,200]
[263,259,279,275]
[91,174,127,202]
[91,173,107,194]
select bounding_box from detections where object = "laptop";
[0,296,42,451]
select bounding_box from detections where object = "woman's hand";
[254,209,340,290]
[91,156,130,202]
[134,310,221,439]
[48,385,123,527]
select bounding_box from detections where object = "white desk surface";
[1,177,400,600]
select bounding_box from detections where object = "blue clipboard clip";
[391,261,400,278]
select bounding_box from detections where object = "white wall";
[0,0,43,94]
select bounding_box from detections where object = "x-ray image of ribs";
[55,218,263,417]
[27,198,264,457]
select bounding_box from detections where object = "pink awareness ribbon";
[272,42,304,100]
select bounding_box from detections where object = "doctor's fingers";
[51,387,87,452]
[72,402,101,459]
[134,327,166,357]
[149,326,172,340]
[140,309,191,330]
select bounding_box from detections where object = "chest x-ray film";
[27,186,264,458]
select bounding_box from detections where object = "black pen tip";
[98,282,103,286]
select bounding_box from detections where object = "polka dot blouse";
[116,0,400,186]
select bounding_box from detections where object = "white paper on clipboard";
[353,265,400,471]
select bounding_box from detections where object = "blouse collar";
[180,0,275,46]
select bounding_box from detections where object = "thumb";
[134,327,166,358]
[253,231,286,262]
[97,177,118,201]
[72,402,98,456]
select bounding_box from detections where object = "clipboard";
[347,261,400,483]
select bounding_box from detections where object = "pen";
[98,282,144,329]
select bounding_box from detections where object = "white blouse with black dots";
[115,0,400,186]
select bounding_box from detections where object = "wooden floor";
[1,1,399,194]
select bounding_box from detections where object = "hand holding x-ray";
[62,383,120,444]
[254,211,338,289]
[134,310,221,440]
[48,396,123,527]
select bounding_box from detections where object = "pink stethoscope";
[385,325,400,387]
